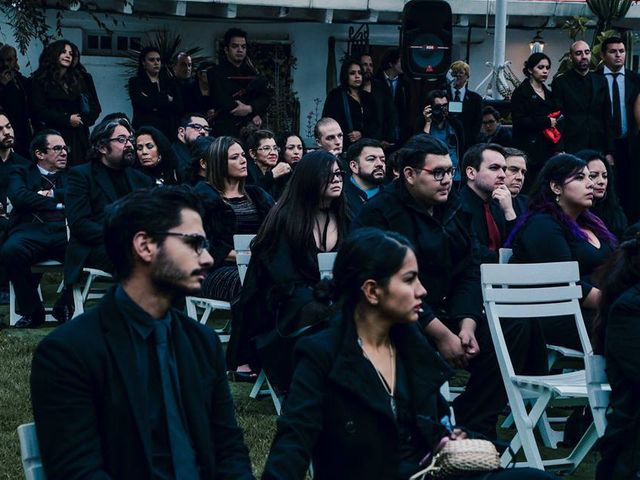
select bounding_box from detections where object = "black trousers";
[0,222,66,314]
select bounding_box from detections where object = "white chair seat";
[514,371,588,397]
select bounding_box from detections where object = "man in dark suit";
[503,147,529,217]
[344,138,386,217]
[0,44,32,157]
[447,60,483,153]
[64,117,154,288]
[552,41,615,157]
[596,36,640,223]
[0,129,68,327]
[0,111,30,220]
[31,186,254,479]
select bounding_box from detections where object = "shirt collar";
[37,164,54,176]
[604,65,625,76]
[116,284,172,340]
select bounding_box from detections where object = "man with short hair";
[448,60,483,152]
[172,112,211,178]
[208,27,271,136]
[477,106,512,147]
[314,117,344,156]
[344,138,386,216]
[552,40,614,156]
[597,36,640,222]
[173,52,193,82]
[0,112,30,214]
[64,118,154,289]
[31,186,254,479]
[503,147,528,216]
[460,143,516,264]
[0,130,69,327]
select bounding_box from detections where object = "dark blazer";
[448,85,483,152]
[342,177,383,219]
[30,73,101,166]
[0,151,30,210]
[477,124,512,147]
[510,79,561,166]
[595,67,640,139]
[7,163,67,228]
[193,182,274,265]
[513,194,529,218]
[598,282,640,479]
[372,74,413,145]
[353,180,483,326]
[31,288,254,480]
[551,70,614,154]
[262,317,453,480]
[322,87,380,149]
[128,73,183,139]
[64,162,154,284]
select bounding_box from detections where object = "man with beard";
[208,27,271,136]
[31,186,255,479]
[64,118,154,289]
[0,130,69,327]
[459,143,516,264]
[344,138,386,217]
[172,112,211,179]
[503,147,528,216]
[552,41,615,156]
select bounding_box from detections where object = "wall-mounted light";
[529,30,545,53]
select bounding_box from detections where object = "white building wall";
[0,9,585,144]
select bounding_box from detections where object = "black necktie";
[153,321,199,479]
[454,89,461,102]
[611,73,622,137]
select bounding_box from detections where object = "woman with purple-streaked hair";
[506,153,617,352]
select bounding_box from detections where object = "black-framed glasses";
[150,232,210,255]
[110,135,136,145]
[46,145,70,153]
[328,170,347,181]
[416,166,457,181]
[185,123,212,133]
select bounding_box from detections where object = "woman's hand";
[272,162,292,179]
[549,117,558,128]
[70,114,83,127]
[458,318,480,360]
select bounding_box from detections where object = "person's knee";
[0,240,31,267]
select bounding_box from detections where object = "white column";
[492,0,507,100]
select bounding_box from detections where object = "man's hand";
[435,330,469,368]
[458,318,479,360]
[492,185,516,220]
[605,153,615,166]
[230,101,252,117]
[348,131,362,142]
[271,162,291,179]
[37,189,54,197]
[69,114,83,128]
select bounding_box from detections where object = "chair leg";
[9,281,18,326]
[249,371,267,399]
[563,423,598,474]
[71,286,84,319]
[264,373,282,415]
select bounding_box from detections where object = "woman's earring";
[555,194,560,204]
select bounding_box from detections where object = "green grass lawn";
[0,287,599,479]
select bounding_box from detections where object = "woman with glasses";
[227,150,350,391]
[322,58,380,150]
[128,46,183,139]
[133,126,181,185]
[246,129,292,199]
[31,39,102,166]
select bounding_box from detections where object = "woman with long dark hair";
[31,39,101,166]
[322,58,379,149]
[134,126,180,185]
[593,237,640,479]
[263,228,555,480]
[575,149,628,239]
[510,52,561,191]
[507,154,617,350]
[128,46,183,138]
[227,150,350,389]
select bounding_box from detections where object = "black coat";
[128,73,183,139]
[263,317,453,480]
[0,72,32,156]
[64,162,154,284]
[353,180,483,327]
[372,74,413,145]
[207,57,272,137]
[246,161,291,200]
[30,73,101,166]
[595,67,640,139]
[0,151,30,211]
[31,288,254,480]
[551,70,614,154]
[476,125,512,147]
[510,79,561,166]
[448,86,483,153]
[322,87,380,149]
[193,182,274,265]
[598,282,640,479]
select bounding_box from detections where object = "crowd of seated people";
[0,25,638,480]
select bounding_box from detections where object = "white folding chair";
[481,261,599,473]
[17,423,46,480]
[585,354,610,438]
[71,268,114,318]
[9,260,64,326]
[317,252,337,280]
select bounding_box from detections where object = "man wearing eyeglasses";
[172,112,211,179]
[64,118,154,293]
[0,130,69,327]
[31,186,255,479]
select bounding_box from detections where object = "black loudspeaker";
[401,0,452,80]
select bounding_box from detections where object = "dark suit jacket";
[7,163,67,228]
[373,74,413,144]
[551,69,614,154]
[448,85,483,152]
[0,151,30,210]
[128,73,183,139]
[262,317,453,480]
[31,288,254,480]
[595,67,640,139]
[64,162,153,284]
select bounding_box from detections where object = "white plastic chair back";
[498,248,513,264]
[317,252,337,280]
[233,234,255,286]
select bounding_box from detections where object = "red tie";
[483,202,502,251]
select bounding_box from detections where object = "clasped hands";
[434,318,479,369]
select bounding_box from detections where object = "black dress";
[322,87,380,149]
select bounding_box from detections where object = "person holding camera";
[419,89,465,183]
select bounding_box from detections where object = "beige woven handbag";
[409,439,500,479]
